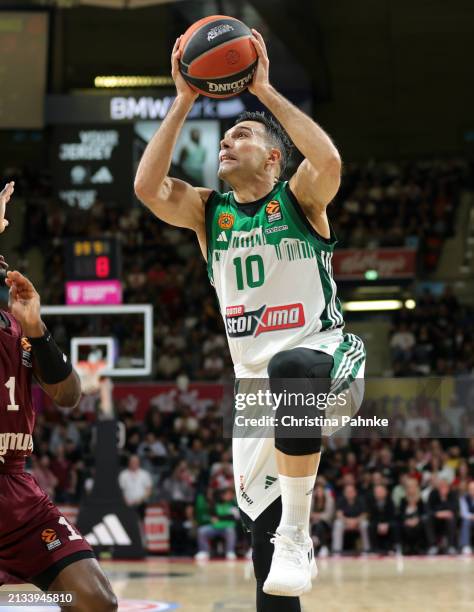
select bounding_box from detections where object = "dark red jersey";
[0,310,94,586]
[0,310,35,469]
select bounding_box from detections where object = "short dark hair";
[234,111,292,177]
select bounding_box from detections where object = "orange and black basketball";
[179,15,258,99]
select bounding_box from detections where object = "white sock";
[278,473,317,533]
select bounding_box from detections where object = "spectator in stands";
[124,430,142,456]
[422,454,455,488]
[161,461,195,503]
[138,432,168,470]
[391,471,409,508]
[426,478,458,554]
[118,454,153,522]
[49,421,80,455]
[340,451,360,481]
[375,447,396,488]
[459,481,474,555]
[367,484,397,554]
[202,348,225,380]
[398,478,428,554]
[156,345,183,379]
[390,323,416,362]
[209,451,234,491]
[195,487,239,561]
[453,461,471,495]
[184,438,210,473]
[332,484,370,555]
[173,406,199,436]
[311,481,335,557]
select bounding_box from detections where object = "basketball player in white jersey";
[135,31,365,611]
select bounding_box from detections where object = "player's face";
[218,121,276,183]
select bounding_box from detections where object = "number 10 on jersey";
[232,255,265,290]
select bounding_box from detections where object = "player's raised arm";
[134,37,210,232]
[249,30,341,213]
[5,270,81,408]
[0,181,15,233]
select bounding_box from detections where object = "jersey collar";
[230,181,281,211]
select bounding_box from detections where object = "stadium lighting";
[342,300,403,312]
[404,299,417,309]
[94,75,174,88]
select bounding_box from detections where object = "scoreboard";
[65,238,121,282]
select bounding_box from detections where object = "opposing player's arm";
[34,366,82,409]
[134,37,209,233]
[249,31,341,218]
[5,271,81,408]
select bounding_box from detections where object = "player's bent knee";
[268,349,309,378]
[268,347,333,380]
[73,582,117,612]
[50,558,117,612]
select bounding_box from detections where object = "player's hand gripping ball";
[178,15,258,98]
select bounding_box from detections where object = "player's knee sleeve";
[269,348,333,456]
[275,434,322,455]
[268,347,333,380]
[268,348,312,378]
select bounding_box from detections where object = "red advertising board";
[112,383,226,421]
[332,248,417,279]
[145,505,170,553]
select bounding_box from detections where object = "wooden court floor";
[1,556,473,611]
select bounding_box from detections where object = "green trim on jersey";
[318,251,344,330]
[330,332,366,394]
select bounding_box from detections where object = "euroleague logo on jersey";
[41,528,58,544]
[225,303,305,338]
[21,337,32,368]
[41,528,62,551]
[265,200,282,223]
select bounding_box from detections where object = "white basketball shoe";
[263,525,317,597]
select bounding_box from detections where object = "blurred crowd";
[389,288,474,376]
[331,158,471,271]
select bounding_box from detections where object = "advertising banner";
[66,280,122,305]
[51,125,133,209]
[332,248,417,279]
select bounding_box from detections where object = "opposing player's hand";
[0,181,14,233]
[248,29,271,97]
[0,255,8,273]
[5,270,43,337]
[171,36,199,103]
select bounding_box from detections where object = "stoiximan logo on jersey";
[225,303,305,337]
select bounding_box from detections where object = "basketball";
[179,15,258,99]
